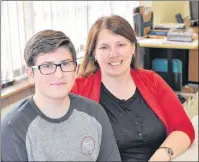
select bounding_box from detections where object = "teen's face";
[26,47,76,100]
[95,29,135,77]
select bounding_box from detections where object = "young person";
[71,15,195,161]
[1,30,121,161]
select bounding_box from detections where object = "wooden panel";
[192,27,198,34]
[1,86,34,109]
[1,79,34,99]
[189,49,199,82]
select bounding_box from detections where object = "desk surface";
[138,38,198,50]
[172,116,198,161]
[139,27,199,50]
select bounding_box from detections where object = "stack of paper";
[167,28,193,42]
[154,23,185,30]
[138,38,166,44]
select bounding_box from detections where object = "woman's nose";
[109,47,118,58]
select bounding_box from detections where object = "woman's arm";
[149,72,195,161]
[149,131,190,161]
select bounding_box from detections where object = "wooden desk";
[189,49,198,82]
[138,34,198,89]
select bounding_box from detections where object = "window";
[1,1,139,85]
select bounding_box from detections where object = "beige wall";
[146,1,190,25]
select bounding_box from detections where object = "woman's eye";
[100,46,108,50]
[118,44,125,47]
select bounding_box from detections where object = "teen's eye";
[62,61,74,67]
[42,64,54,68]
[62,62,69,66]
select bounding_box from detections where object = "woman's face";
[94,29,135,77]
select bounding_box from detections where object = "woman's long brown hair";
[78,15,139,77]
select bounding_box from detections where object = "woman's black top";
[99,83,167,161]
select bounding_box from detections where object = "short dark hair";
[24,30,76,67]
[78,15,138,77]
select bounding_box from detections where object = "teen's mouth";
[50,82,66,86]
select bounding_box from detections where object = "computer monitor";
[189,1,198,26]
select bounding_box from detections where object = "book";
[149,30,168,36]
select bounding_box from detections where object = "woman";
[71,15,195,161]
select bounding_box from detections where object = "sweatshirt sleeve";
[1,121,28,161]
[97,106,121,162]
[153,72,195,145]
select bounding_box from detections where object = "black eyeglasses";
[31,61,77,75]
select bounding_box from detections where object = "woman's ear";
[94,56,97,62]
[132,43,136,55]
[26,67,35,84]
[93,53,98,62]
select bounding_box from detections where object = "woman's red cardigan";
[71,68,195,145]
